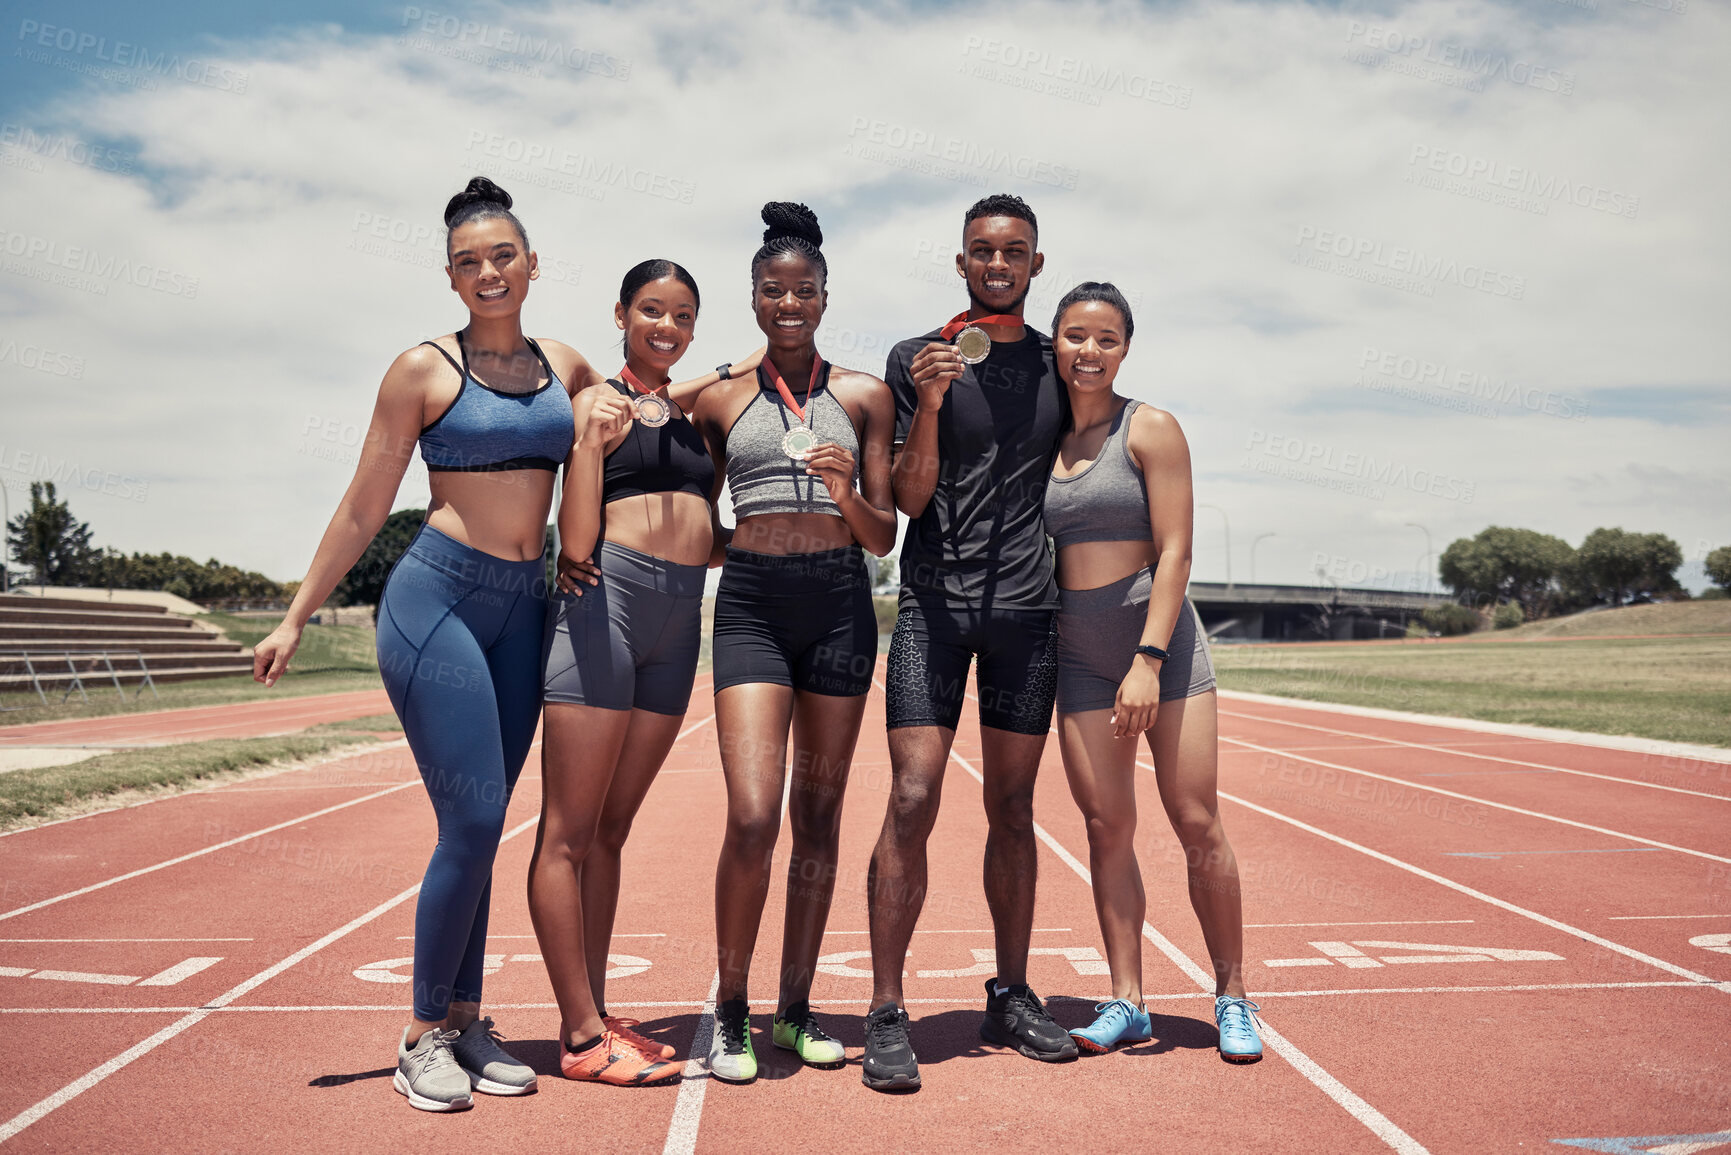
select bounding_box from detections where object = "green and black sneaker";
[772,1001,846,1069]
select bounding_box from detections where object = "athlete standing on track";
[254,178,587,1112]
[531,261,760,1086]
[862,194,1077,1091]
[693,202,897,1084]
[1040,283,1260,1062]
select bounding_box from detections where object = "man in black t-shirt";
[861,195,1076,1091]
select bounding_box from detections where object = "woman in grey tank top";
[1042,284,1260,1063]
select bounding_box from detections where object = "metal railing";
[0,649,160,710]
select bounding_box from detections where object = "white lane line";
[676,714,716,741]
[1221,707,1731,802]
[1243,921,1475,929]
[1208,782,1729,994]
[661,969,721,1155]
[822,928,1074,935]
[390,932,665,940]
[0,779,421,922]
[136,957,224,987]
[1222,736,1731,865]
[7,981,1716,1016]
[946,749,1429,1155]
[1607,914,1731,921]
[0,938,253,943]
[0,811,542,1144]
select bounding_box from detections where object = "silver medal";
[954,325,992,365]
[633,392,671,428]
[782,425,818,460]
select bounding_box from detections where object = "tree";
[4,481,93,586]
[336,509,426,617]
[1573,527,1683,606]
[1706,545,1731,593]
[1438,526,1574,616]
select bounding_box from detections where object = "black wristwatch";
[1135,644,1170,662]
[715,362,732,380]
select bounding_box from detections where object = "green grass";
[1213,634,1731,747]
[0,617,382,728]
[0,720,394,831]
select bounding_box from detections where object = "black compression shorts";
[712,546,878,697]
[884,591,1058,735]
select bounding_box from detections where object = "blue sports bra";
[417,333,575,472]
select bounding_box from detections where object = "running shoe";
[708,997,757,1084]
[606,1015,676,1061]
[979,978,1078,1062]
[451,1016,538,1094]
[394,1027,474,1112]
[1215,995,1264,1063]
[772,1001,846,1068]
[560,1029,681,1086]
[861,1003,920,1091]
[1068,998,1153,1054]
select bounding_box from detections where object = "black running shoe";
[861,1003,920,1091]
[979,977,1079,1062]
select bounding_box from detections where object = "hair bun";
[445,177,514,228]
[760,201,822,249]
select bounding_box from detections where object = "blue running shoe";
[1215,996,1263,1063]
[1069,998,1153,1054]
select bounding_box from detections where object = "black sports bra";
[601,380,715,502]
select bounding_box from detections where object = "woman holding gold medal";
[530,260,762,1086]
[690,202,897,1083]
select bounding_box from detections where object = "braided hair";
[444,176,528,258]
[750,201,827,284]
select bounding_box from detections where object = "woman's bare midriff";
[425,471,557,561]
[1055,539,1157,591]
[731,511,854,556]
[602,491,714,566]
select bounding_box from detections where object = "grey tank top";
[725,363,859,519]
[1042,399,1150,550]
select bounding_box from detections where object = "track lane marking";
[0,810,538,1143]
[1204,780,1729,994]
[945,748,1431,1155]
[1221,707,1731,802]
[1221,736,1731,865]
[661,970,720,1155]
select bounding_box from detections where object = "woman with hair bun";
[1041,282,1258,1063]
[529,260,761,1086]
[690,201,897,1084]
[254,176,592,1111]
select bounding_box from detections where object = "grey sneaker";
[452,1017,538,1094]
[395,1027,474,1112]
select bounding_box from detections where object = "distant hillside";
[1487,599,1731,640]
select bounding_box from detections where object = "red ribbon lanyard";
[618,364,664,395]
[761,355,825,424]
[939,310,1023,340]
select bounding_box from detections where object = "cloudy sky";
[1,0,1725,592]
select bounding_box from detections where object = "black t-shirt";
[887,326,1066,611]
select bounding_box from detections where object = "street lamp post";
[1250,532,1274,586]
[0,481,8,594]
[1198,504,1232,592]
[1405,522,1433,593]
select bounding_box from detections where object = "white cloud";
[1,0,1725,587]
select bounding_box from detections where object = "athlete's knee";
[726,807,781,860]
[1171,805,1223,853]
[982,782,1035,834]
[787,794,844,848]
[592,816,635,856]
[1084,809,1136,852]
[886,777,942,838]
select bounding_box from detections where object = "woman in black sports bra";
[530,261,763,1084]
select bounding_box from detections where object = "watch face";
[954,325,991,365]
[633,393,671,427]
[781,425,818,460]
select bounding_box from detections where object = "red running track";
[1,671,1729,1153]
[0,689,392,748]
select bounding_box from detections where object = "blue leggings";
[376,523,546,1022]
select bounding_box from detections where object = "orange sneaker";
[559,1030,681,1086]
[605,1016,677,1061]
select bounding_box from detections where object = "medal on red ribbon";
[761,355,826,460]
[619,365,671,427]
[939,310,1023,365]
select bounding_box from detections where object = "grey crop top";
[724,362,860,520]
[1042,399,1151,550]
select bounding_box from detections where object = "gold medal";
[954,325,992,364]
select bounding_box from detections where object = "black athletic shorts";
[712,546,878,697]
[884,591,1058,735]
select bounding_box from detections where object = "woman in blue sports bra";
[251,179,746,1113]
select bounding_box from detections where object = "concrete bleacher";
[0,592,253,695]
